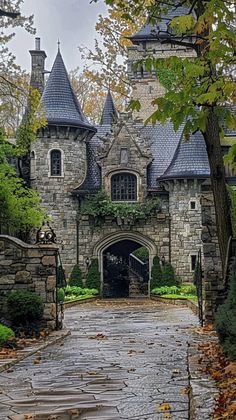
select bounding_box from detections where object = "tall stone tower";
[30,45,96,273]
[127,7,196,121]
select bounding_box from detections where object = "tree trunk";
[203,109,233,272]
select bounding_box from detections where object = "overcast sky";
[9,0,107,73]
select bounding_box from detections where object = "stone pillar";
[0,235,59,330]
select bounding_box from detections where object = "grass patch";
[160,294,198,302]
[64,294,97,302]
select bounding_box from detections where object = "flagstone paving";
[0,299,198,419]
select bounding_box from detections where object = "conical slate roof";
[100,90,118,125]
[130,6,192,43]
[42,50,96,131]
[159,130,210,180]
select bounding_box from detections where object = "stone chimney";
[29,37,47,94]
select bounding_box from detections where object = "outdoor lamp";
[86,257,90,267]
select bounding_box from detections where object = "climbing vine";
[80,191,161,226]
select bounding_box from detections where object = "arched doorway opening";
[93,232,157,298]
[103,240,149,298]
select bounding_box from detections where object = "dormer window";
[111,173,137,202]
[50,149,62,176]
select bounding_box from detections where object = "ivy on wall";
[80,191,161,226]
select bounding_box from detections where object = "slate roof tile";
[41,50,96,131]
[100,90,118,125]
[159,130,210,180]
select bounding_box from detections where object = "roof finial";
[57,38,61,52]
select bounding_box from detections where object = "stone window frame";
[47,148,65,178]
[107,169,140,203]
[189,199,198,211]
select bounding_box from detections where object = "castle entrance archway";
[93,232,157,298]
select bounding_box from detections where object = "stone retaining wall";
[0,235,59,329]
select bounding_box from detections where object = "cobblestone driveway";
[0,300,197,419]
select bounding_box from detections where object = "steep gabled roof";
[130,6,193,43]
[100,90,118,125]
[41,50,96,131]
[159,130,210,181]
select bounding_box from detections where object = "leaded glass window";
[111,173,137,201]
[51,150,61,176]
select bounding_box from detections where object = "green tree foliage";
[162,263,179,287]
[86,258,101,292]
[0,130,45,235]
[68,264,83,287]
[99,0,235,270]
[0,1,35,135]
[132,246,149,263]
[7,291,44,326]
[150,256,163,290]
[215,258,236,361]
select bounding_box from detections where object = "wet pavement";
[0,299,198,419]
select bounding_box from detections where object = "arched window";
[50,150,62,176]
[111,173,137,201]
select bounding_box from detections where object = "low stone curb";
[0,329,71,373]
[151,295,199,316]
[63,297,99,308]
[188,337,219,419]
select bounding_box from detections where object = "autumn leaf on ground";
[156,403,171,411]
[181,386,190,395]
[87,371,98,376]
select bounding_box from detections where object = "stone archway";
[93,231,157,297]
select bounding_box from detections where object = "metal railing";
[129,253,149,282]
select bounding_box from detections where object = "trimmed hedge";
[215,258,236,360]
[68,264,83,287]
[150,256,163,290]
[162,262,179,286]
[0,324,15,347]
[7,291,44,326]
[86,258,101,292]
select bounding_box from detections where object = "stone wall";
[78,212,170,279]
[162,179,203,282]
[0,235,59,329]
[31,126,91,274]
[201,189,222,323]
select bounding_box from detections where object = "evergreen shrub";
[150,256,163,289]
[7,291,44,326]
[0,324,15,347]
[162,263,179,286]
[68,264,83,287]
[215,258,236,360]
[57,288,65,302]
[86,258,101,292]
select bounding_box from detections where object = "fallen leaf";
[156,403,171,411]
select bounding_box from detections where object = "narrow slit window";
[191,255,197,271]
[51,150,62,176]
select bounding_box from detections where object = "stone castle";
[28,7,235,303]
